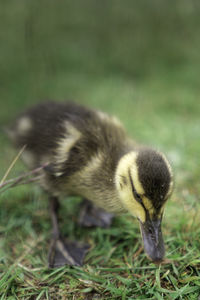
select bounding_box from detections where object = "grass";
[0,0,200,299]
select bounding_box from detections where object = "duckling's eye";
[133,190,143,204]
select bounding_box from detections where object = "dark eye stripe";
[128,169,144,206]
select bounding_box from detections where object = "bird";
[6,101,173,268]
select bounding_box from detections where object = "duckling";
[7,101,173,267]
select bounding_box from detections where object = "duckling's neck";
[46,151,127,214]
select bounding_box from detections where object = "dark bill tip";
[139,218,165,263]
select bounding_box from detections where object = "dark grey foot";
[48,238,89,268]
[78,199,113,228]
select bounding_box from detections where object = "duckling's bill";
[139,217,165,263]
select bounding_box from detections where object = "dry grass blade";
[0,145,26,185]
[0,146,48,193]
[0,166,48,193]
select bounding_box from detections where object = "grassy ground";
[1,1,200,299]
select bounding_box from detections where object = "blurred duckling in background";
[7,101,173,268]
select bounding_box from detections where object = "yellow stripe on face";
[157,203,165,218]
[142,196,155,218]
[166,180,174,198]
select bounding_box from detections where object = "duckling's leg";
[78,199,113,228]
[48,196,89,268]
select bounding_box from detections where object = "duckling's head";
[115,148,173,263]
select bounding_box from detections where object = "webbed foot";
[78,199,113,228]
[48,237,89,268]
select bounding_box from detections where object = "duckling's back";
[8,102,128,167]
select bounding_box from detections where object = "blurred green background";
[1,0,200,298]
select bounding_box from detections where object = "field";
[0,1,200,299]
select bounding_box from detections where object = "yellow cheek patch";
[115,151,146,222]
[123,196,146,223]
[117,182,146,222]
